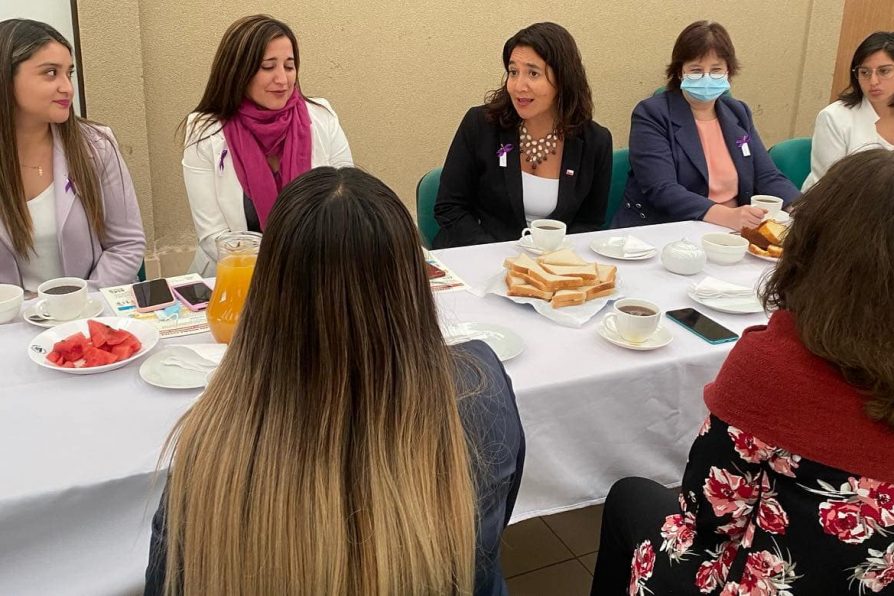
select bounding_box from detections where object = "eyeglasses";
[682,72,728,81]
[853,65,894,80]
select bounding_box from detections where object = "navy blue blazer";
[613,91,799,228]
[433,106,613,248]
[144,340,525,596]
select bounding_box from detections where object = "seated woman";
[803,32,894,190]
[0,19,144,291]
[433,22,612,248]
[614,21,799,230]
[592,149,894,594]
[145,167,525,595]
[183,15,353,276]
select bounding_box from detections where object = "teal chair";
[769,137,812,189]
[605,148,629,229]
[416,167,442,248]
[137,260,147,282]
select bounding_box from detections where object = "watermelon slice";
[83,346,119,367]
[46,321,144,369]
[46,351,61,364]
[109,343,135,361]
[87,319,114,348]
[105,328,132,346]
[53,332,90,363]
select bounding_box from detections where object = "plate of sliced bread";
[740,220,787,261]
[486,248,620,327]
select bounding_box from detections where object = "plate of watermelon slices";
[28,317,159,374]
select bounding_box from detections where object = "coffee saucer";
[516,236,573,255]
[596,317,673,351]
[23,297,106,328]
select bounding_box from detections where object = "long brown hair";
[665,21,741,92]
[484,22,593,136]
[0,19,104,256]
[160,167,477,594]
[762,149,894,425]
[183,14,312,143]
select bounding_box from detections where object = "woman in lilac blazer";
[0,20,144,292]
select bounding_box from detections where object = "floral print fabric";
[629,415,894,595]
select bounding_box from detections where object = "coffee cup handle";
[603,313,619,335]
[34,300,53,320]
[520,227,532,239]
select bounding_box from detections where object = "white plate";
[589,238,657,261]
[747,250,780,263]
[28,317,159,374]
[516,236,573,255]
[687,288,764,314]
[23,296,105,327]
[442,322,525,362]
[596,317,673,351]
[139,346,219,389]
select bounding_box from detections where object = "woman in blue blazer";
[434,23,612,248]
[614,21,799,230]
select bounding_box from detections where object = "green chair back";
[606,148,630,229]
[768,137,812,189]
[137,260,147,282]
[416,167,442,248]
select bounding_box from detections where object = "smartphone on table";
[170,281,214,311]
[131,278,177,313]
[665,308,739,344]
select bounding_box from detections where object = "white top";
[17,183,64,292]
[522,171,559,224]
[803,97,894,190]
[182,97,353,276]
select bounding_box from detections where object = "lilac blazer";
[0,124,145,289]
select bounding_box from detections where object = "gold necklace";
[21,163,44,177]
[519,123,558,170]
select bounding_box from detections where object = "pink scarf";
[222,90,312,228]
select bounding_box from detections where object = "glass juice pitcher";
[207,232,261,343]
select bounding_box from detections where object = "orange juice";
[207,254,257,343]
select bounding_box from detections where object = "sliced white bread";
[503,252,540,276]
[537,248,588,267]
[551,289,587,308]
[596,264,617,284]
[505,271,554,300]
[540,262,599,280]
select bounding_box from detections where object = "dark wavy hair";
[483,22,593,136]
[839,31,894,108]
[665,21,740,92]
[761,149,894,426]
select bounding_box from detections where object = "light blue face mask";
[680,74,730,102]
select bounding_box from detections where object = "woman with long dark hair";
[0,19,144,291]
[146,167,525,595]
[182,15,353,276]
[803,31,894,190]
[433,22,612,248]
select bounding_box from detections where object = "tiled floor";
[501,504,603,595]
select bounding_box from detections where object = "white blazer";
[803,97,894,190]
[183,97,353,276]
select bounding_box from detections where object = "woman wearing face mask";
[433,22,612,248]
[614,21,798,230]
[803,32,894,190]
[0,19,145,292]
[182,14,353,276]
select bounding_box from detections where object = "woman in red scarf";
[182,15,353,276]
[591,149,894,595]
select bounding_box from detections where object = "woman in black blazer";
[433,22,612,248]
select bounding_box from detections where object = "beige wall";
[76,0,843,273]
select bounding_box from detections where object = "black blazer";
[433,106,613,248]
[613,91,799,228]
[144,340,525,596]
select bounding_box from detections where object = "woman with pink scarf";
[182,15,353,275]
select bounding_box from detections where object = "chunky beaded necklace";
[519,123,558,170]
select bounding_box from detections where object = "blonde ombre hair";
[160,167,477,594]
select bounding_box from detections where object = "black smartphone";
[665,308,739,344]
[132,278,176,313]
[170,281,214,311]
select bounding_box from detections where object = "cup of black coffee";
[604,298,661,343]
[520,219,566,251]
[36,277,88,321]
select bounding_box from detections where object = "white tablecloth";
[0,220,771,595]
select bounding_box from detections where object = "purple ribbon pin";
[219,148,228,172]
[736,134,750,148]
[496,144,513,157]
[64,177,73,193]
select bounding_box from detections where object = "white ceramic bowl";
[701,233,749,265]
[0,284,24,324]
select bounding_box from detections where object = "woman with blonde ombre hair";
[145,167,524,595]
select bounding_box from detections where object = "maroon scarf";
[705,310,894,482]
[222,90,312,228]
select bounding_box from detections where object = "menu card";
[99,274,210,338]
[424,251,469,293]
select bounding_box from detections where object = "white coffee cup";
[603,298,661,343]
[521,219,566,252]
[36,277,88,321]
[750,195,784,218]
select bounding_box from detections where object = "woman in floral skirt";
[591,149,894,595]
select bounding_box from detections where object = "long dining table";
[0,220,772,595]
